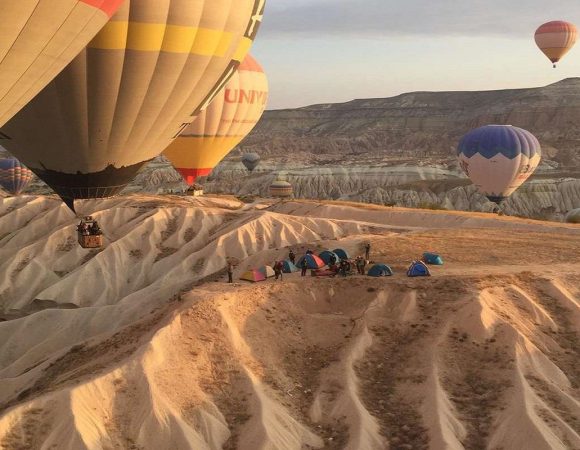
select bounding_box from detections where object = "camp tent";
[319,250,340,265]
[281,260,299,273]
[258,265,275,278]
[296,254,325,269]
[423,253,443,265]
[407,261,431,277]
[240,269,266,283]
[368,264,394,277]
[333,248,349,260]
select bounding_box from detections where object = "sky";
[252,0,580,109]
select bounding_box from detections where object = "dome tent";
[319,251,340,265]
[258,265,275,278]
[296,254,325,269]
[281,260,299,273]
[368,264,394,277]
[333,248,350,260]
[240,269,266,283]
[423,253,443,265]
[407,261,431,277]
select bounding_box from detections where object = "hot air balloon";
[269,179,293,198]
[163,54,268,186]
[566,208,580,224]
[0,0,124,127]
[0,0,266,212]
[457,125,541,205]
[535,21,578,68]
[242,152,262,173]
[0,158,33,195]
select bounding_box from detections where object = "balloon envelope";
[457,125,541,204]
[535,21,578,66]
[0,158,33,195]
[242,152,262,172]
[0,0,265,211]
[270,180,293,198]
[0,0,123,127]
[566,208,580,224]
[164,54,268,186]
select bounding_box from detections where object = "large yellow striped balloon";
[164,54,269,185]
[0,0,124,127]
[0,0,265,211]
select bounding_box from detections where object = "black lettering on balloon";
[245,0,265,40]
[191,61,239,117]
[172,122,191,139]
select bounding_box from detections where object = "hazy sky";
[252,0,580,109]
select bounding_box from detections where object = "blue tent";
[368,264,394,277]
[319,250,340,265]
[407,261,431,277]
[333,248,349,260]
[281,260,299,273]
[423,253,443,265]
[296,254,325,269]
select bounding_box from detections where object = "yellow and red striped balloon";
[535,21,578,67]
[164,54,269,185]
[0,0,124,127]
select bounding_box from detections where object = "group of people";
[226,242,373,283]
[77,217,102,236]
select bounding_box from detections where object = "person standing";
[274,261,283,281]
[365,243,371,260]
[355,257,362,275]
[289,250,296,265]
[227,261,234,283]
[329,254,337,267]
[301,258,308,276]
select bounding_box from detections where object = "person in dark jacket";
[289,250,296,264]
[329,254,337,267]
[301,258,308,276]
[365,243,371,260]
[274,261,283,281]
[227,262,234,283]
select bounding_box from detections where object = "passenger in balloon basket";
[77,221,90,236]
[90,221,102,236]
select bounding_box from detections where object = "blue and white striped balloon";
[457,125,541,204]
[0,157,33,195]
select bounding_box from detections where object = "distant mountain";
[233,78,580,169]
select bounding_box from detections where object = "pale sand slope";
[0,195,578,450]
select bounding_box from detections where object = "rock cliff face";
[235,78,580,167]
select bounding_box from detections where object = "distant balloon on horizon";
[457,125,541,205]
[242,152,262,173]
[0,158,33,195]
[535,21,578,68]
